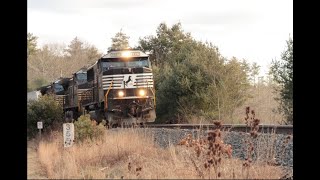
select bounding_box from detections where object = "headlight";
[139,89,146,96]
[122,51,130,58]
[118,91,124,97]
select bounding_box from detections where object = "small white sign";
[37,121,43,129]
[63,123,74,148]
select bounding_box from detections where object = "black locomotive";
[36,50,156,127]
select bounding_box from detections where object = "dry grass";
[36,128,285,179]
[178,84,285,125]
[230,84,285,124]
[28,140,48,179]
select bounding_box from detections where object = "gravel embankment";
[110,128,293,168]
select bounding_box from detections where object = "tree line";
[27,36,102,91]
[27,22,293,124]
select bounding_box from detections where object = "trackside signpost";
[37,121,43,139]
[63,123,74,148]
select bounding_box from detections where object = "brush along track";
[143,124,293,134]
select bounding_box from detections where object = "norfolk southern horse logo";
[124,76,132,87]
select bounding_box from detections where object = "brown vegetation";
[176,118,286,179]
[27,140,47,179]
[230,83,285,124]
[33,128,284,179]
[27,37,101,91]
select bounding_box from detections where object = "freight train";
[32,50,156,127]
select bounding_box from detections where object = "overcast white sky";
[28,0,293,76]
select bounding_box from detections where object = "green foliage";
[28,78,49,92]
[138,22,193,67]
[27,95,63,137]
[74,115,105,142]
[109,29,130,50]
[65,37,84,57]
[270,37,293,124]
[140,23,250,123]
[27,33,38,57]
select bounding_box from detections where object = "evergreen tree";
[109,29,130,50]
[270,37,293,124]
[27,33,38,57]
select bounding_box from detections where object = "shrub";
[27,95,63,138]
[74,115,105,142]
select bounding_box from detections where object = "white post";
[63,123,75,148]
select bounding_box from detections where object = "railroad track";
[144,124,293,134]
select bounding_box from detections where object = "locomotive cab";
[101,50,156,127]
[81,50,156,127]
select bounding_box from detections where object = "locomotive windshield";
[76,72,87,84]
[127,59,149,68]
[54,83,64,92]
[102,57,149,72]
[102,61,126,69]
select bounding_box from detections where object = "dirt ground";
[27,140,48,179]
